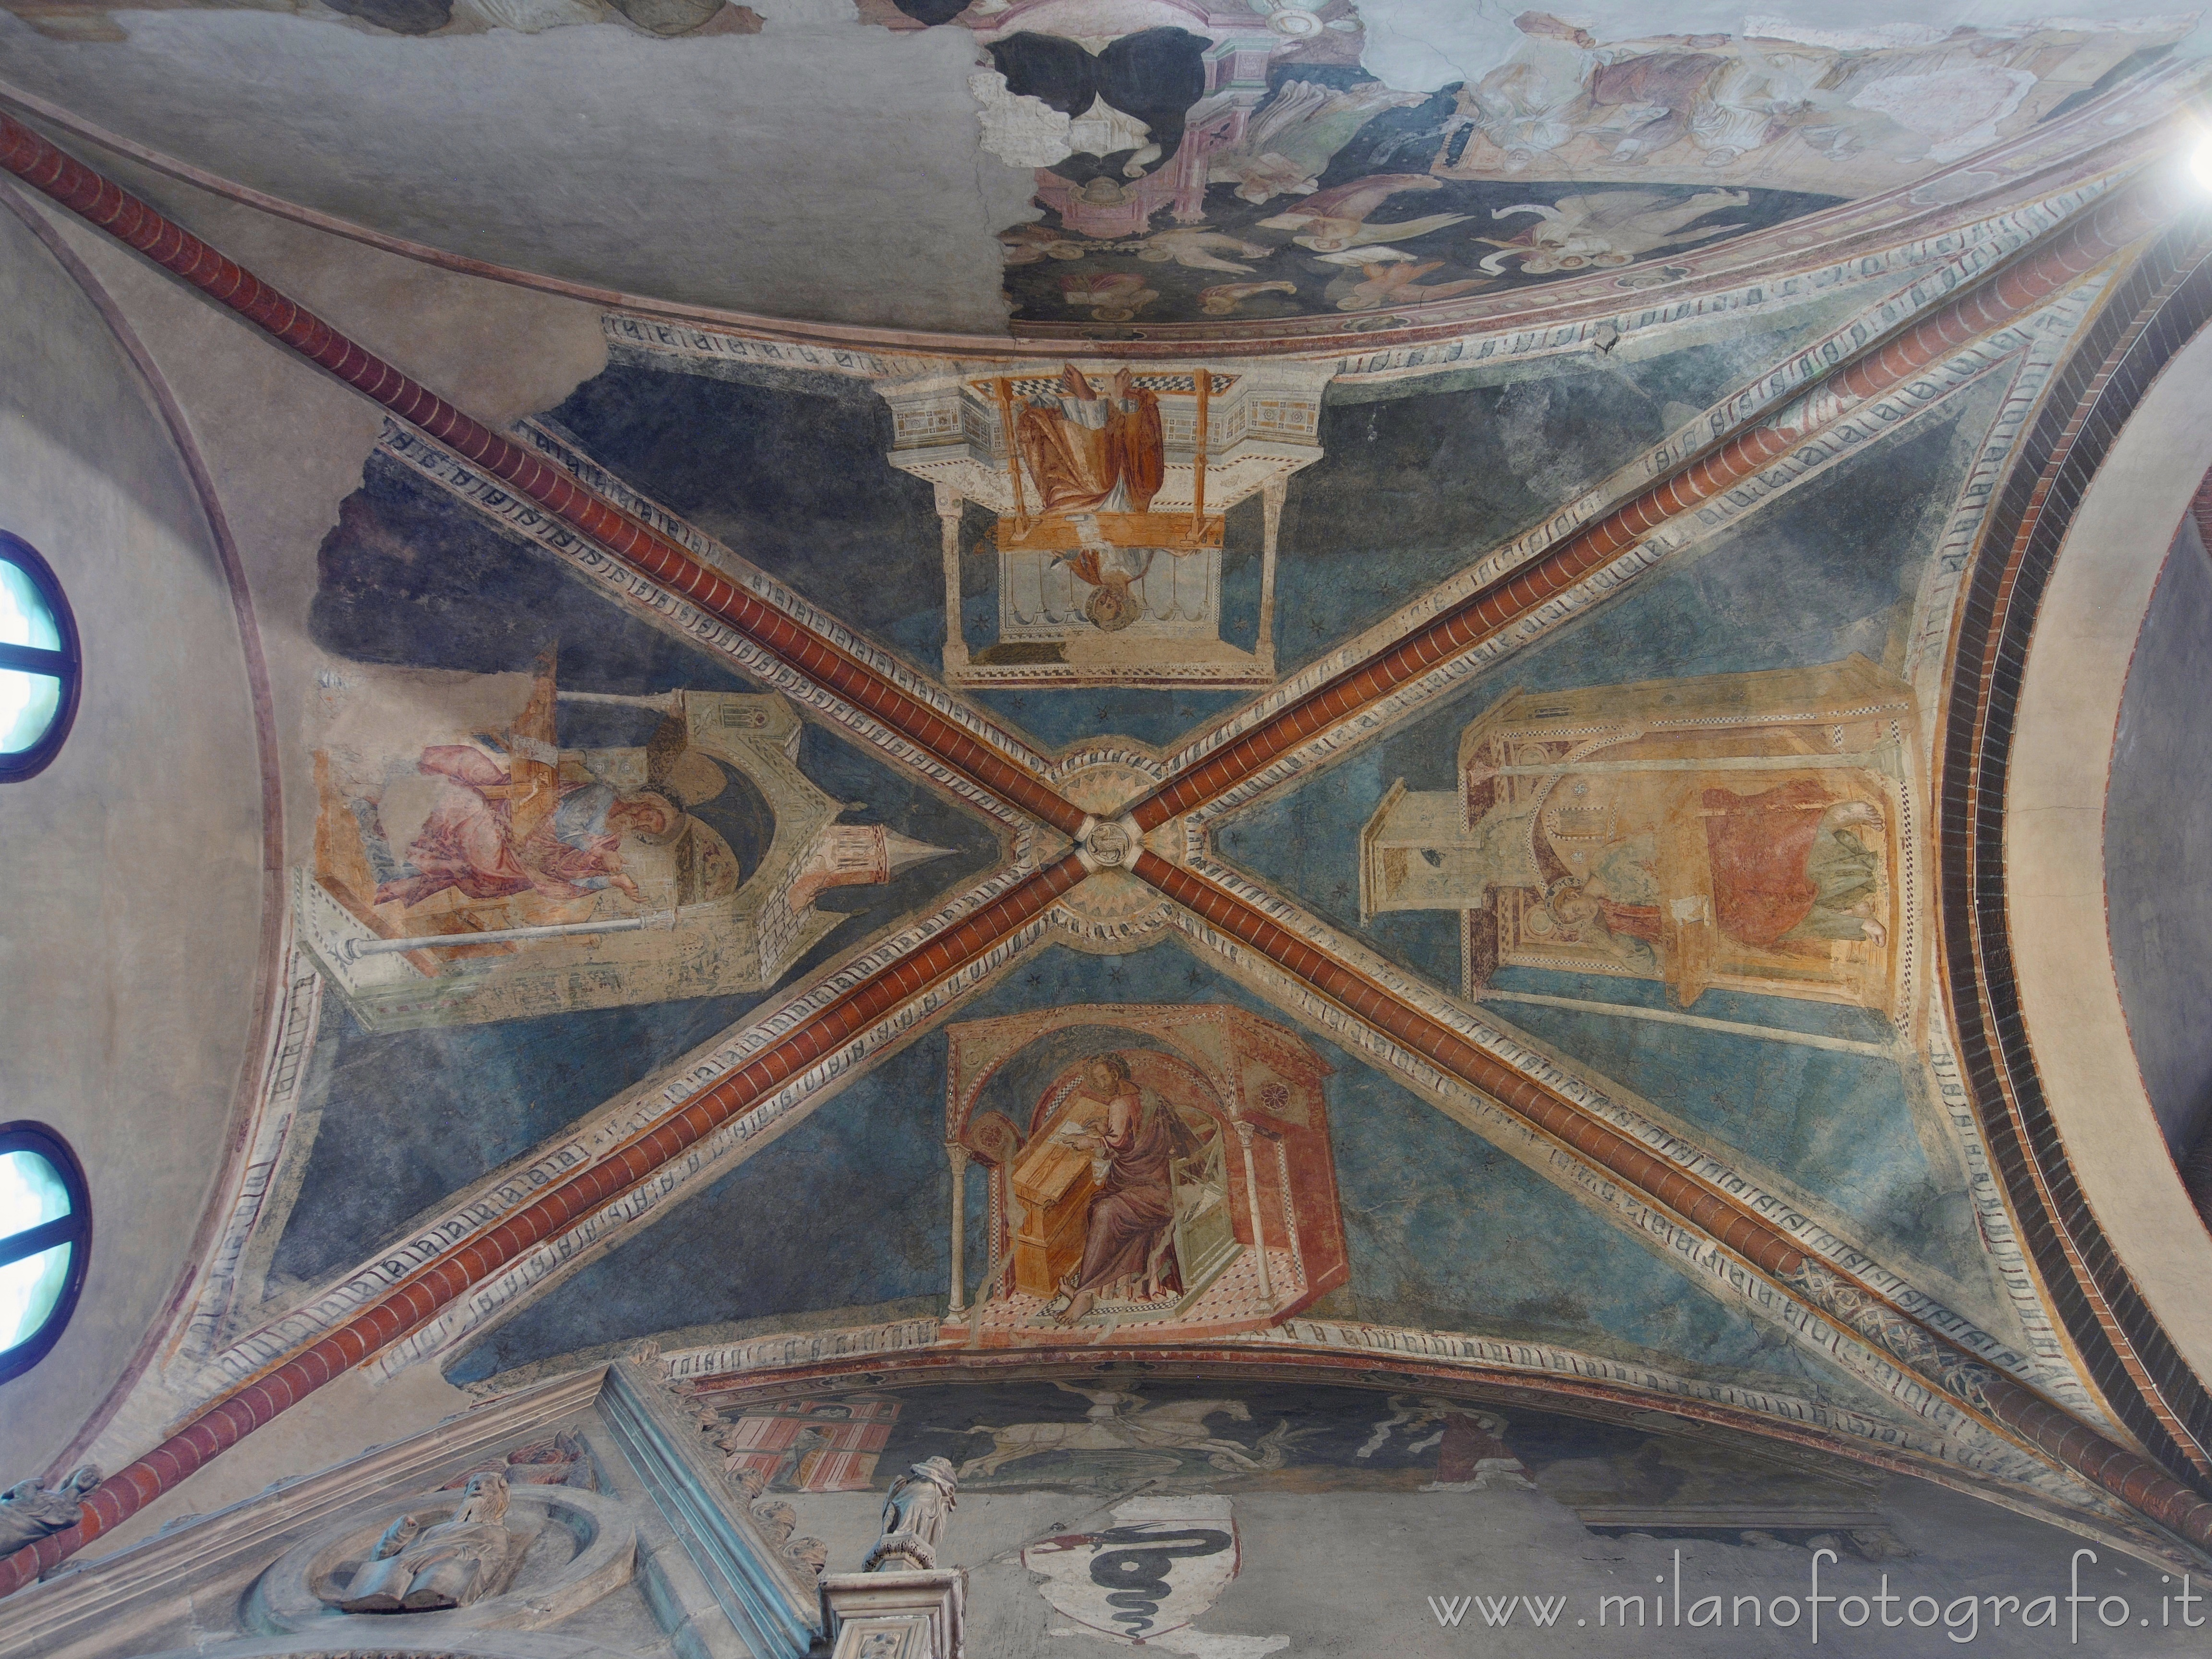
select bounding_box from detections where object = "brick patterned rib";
[0,113,1088,841]
[1132,851,2212,1546]
[0,852,1087,1599]
[1937,240,2212,1484]
[1127,169,2181,833]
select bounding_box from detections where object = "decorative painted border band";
[1323,180,2115,384]
[602,314,931,383]
[177,921,323,1360]
[1939,219,2212,1484]
[1889,293,2101,1405]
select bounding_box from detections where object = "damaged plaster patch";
[971,66,1081,168]
[746,0,862,27]
[0,8,1030,329]
[969,65,1158,170]
[1348,0,1521,92]
[446,0,606,33]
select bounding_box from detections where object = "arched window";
[0,1123,90,1383]
[0,532,82,782]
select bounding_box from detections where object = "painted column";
[935,483,968,671]
[1231,1116,1273,1305]
[946,1141,970,1314]
[1258,474,1286,674]
[986,1163,1007,1306]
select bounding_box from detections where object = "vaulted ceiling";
[3,0,2212,1604]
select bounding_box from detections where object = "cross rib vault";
[1,106,2204,1596]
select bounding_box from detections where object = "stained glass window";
[0,533,80,781]
[0,1126,89,1381]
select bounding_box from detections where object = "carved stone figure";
[336,1470,522,1613]
[749,1497,798,1543]
[862,1457,958,1572]
[0,1467,99,1553]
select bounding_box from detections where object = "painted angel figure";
[1057,271,1159,323]
[1476,190,1749,276]
[1134,228,1272,272]
[1256,174,1469,255]
[1208,76,1432,204]
[1197,279,1298,315]
[1330,260,1485,313]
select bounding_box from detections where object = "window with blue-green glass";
[0,1123,89,1382]
[0,532,81,782]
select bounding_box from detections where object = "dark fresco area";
[689,1374,1881,1510]
[997,62,1846,327]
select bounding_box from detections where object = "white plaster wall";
[26,156,614,886]
[2008,316,2212,1393]
[0,203,263,1480]
[1352,0,2212,90]
[2102,525,2212,1155]
[5,162,606,1539]
[0,1,1030,333]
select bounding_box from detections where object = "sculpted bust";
[336,1470,522,1613]
[862,1456,958,1573]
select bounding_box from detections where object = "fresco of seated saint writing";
[303,650,951,1030]
[1360,655,1915,1023]
[939,1003,1349,1344]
